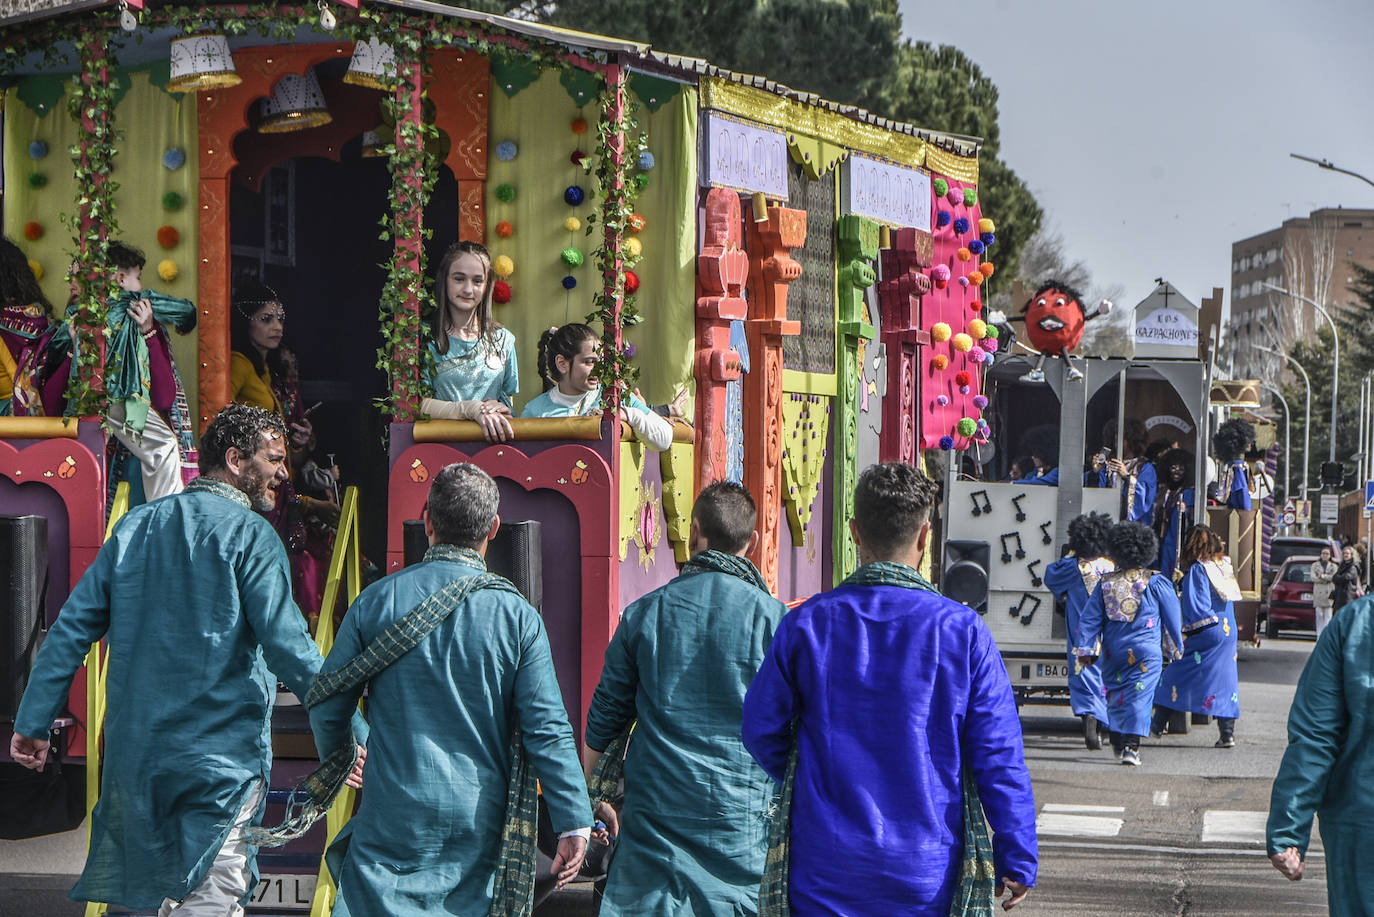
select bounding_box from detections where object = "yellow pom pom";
[952,333,973,353]
[27,259,43,281]
[563,216,581,232]
[624,237,643,258]
[932,322,952,343]
[978,218,996,234]
[157,259,178,282]
[969,318,988,339]
[492,255,515,278]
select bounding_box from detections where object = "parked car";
[1266,536,1334,590]
[1265,554,1319,638]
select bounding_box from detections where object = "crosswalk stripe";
[1152,791,1169,807]
[1036,813,1124,837]
[1041,803,1126,815]
[1201,810,1267,844]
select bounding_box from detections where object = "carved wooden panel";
[695,188,748,491]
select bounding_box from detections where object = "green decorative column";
[833,214,879,583]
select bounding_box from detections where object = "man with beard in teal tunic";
[9,404,342,915]
[308,462,591,916]
[582,480,787,916]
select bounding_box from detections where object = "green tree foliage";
[1280,262,1374,494]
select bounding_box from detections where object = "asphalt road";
[0,636,1329,916]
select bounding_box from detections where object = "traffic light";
[1320,461,1345,487]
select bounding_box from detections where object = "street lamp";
[1290,153,1374,191]
[1254,342,1310,500]
[1259,383,1291,506]
[1261,282,1339,464]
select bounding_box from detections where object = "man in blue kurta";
[1044,512,1114,750]
[742,463,1037,914]
[9,404,329,914]
[1268,595,1374,914]
[308,462,591,916]
[582,480,787,916]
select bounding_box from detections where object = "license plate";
[1301,592,1313,601]
[1036,663,1067,678]
[250,874,316,911]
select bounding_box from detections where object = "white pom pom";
[988,310,1008,324]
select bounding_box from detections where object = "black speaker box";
[942,539,989,616]
[1,515,49,723]
[487,521,544,613]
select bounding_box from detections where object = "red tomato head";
[1023,282,1086,355]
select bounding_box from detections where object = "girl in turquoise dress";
[520,323,673,451]
[420,241,519,441]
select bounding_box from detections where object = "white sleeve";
[623,406,674,452]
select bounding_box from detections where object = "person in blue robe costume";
[1094,418,1157,522]
[1018,424,1059,487]
[1076,521,1183,765]
[419,241,520,442]
[1151,525,1242,747]
[10,405,344,913]
[308,463,591,916]
[582,481,787,916]
[1153,449,1196,579]
[1267,594,1374,912]
[1212,418,1255,511]
[743,463,1037,914]
[1044,512,1114,750]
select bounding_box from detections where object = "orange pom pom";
[932,354,949,370]
[979,262,995,278]
[571,117,588,135]
[956,247,971,262]
[24,222,42,240]
[968,272,985,287]
[628,213,646,233]
[495,221,514,238]
[157,225,179,249]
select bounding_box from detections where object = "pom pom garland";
[633,173,651,192]
[493,280,512,303]
[981,337,999,353]
[969,299,983,313]
[495,183,516,202]
[157,225,179,249]
[959,385,970,395]
[563,217,581,232]
[495,140,518,161]
[980,262,995,278]
[932,354,949,370]
[28,140,48,159]
[946,188,962,206]
[939,436,955,450]
[963,188,977,206]
[969,319,988,338]
[956,247,972,262]
[628,213,646,233]
[968,272,985,287]
[936,395,949,406]
[162,191,184,210]
[625,270,640,294]
[637,151,655,170]
[955,370,972,386]
[27,172,47,188]
[968,349,987,364]
[561,247,584,268]
[570,150,587,166]
[969,240,985,255]
[624,237,643,258]
[562,275,577,290]
[978,218,996,234]
[162,147,186,171]
[952,333,974,353]
[27,259,43,281]
[958,277,970,289]
[571,117,588,134]
[931,322,952,342]
[492,255,515,278]
[936,210,951,228]
[973,395,989,409]
[157,259,178,282]
[953,217,970,235]
[563,185,586,206]
[934,178,949,196]
[931,265,951,284]
[957,417,978,437]
[496,221,514,238]
[23,222,43,240]
[623,341,638,359]
[981,232,996,246]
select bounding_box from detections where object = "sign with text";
[1319,493,1340,525]
[843,154,932,230]
[700,113,788,198]
[1133,282,1200,359]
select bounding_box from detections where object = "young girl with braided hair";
[521,322,673,451]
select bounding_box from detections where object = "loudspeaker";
[943,539,989,615]
[487,521,543,613]
[402,519,428,568]
[0,515,49,723]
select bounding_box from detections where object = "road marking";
[1037,803,1124,838]
[1040,839,1322,858]
[1202,810,1268,844]
[1153,791,1169,807]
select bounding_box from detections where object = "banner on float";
[843,153,932,230]
[700,113,789,199]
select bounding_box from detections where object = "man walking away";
[583,481,788,915]
[10,404,332,915]
[743,462,1037,915]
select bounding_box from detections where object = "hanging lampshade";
[343,37,397,90]
[360,128,386,158]
[167,33,242,92]
[258,70,333,133]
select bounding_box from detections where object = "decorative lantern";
[167,33,242,92]
[259,70,332,133]
[343,37,397,90]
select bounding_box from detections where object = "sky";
[900,0,1374,318]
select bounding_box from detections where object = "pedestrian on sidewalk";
[742,462,1038,914]
[8,404,352,915]
[1267,594,1374,914]
[1044,512,1114,750]
[1309,547,1338,636]
[582,481,787,916]
[1076,521,1184,766]
[1150,525,1242,748]
[1331,545,1363,612]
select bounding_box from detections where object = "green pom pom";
[933,178,949,197]
[963,188,977,206]
[561,247,585,268]
[162,191,184,211]
[633,173,650,192]
[495,183,516,202]
[27,172,48,189]
[956,417,977,437]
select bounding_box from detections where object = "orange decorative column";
[694,188,749,491]
[427,49,490,243]
[744,204,805,593]
[877,228,932,464]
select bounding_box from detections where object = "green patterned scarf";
[588,549,771,808]
[759,559,998,917]
[104,289,197,435]
[248,545,541,917]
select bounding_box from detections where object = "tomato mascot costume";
[1019,279,1111,383]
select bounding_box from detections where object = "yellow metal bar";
[310,486,364,917]
[0,416,80,440]
[84,481,129,917]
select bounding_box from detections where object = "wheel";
[1082,715,1102,751]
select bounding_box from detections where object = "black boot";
[1215,717,1236,748]
[1082,714,1103,750]
[1149,706,1170,738]
[1108,730,1124,759]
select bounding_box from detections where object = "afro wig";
[1154,448,1195,487]
[1018,424,1061,466]
[1107,521,1159,571]
[1211,418,1256,463]
[1067,512,1114,559]
[1021,278,1087,317]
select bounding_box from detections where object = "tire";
[1083,714,1102,750]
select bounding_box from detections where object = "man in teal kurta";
[1267,595,1374,914]
[582,481,788,916]
[9,404,330,914]
[308,462,591,916]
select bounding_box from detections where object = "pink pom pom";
[931,264,951,283]
[968,348,987,364]
[946,188,962,206]
[981,337,999,353]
